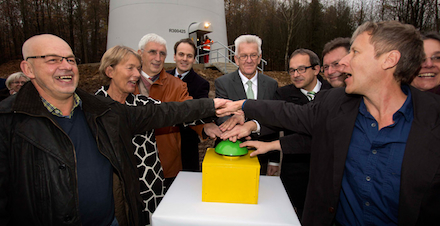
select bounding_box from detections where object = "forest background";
[0,0,439,71]
[1,0,439,162]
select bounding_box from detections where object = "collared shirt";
[174,68,190,80]
[238,70,258,99]
[42,93,81,119]
[300,79,322,101]
[335,85,414,226]
[141,70,160,83]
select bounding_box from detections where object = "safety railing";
[196,41,267,73]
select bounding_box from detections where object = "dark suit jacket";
[215,70,279,167]
[215,69,278,125]
[167,68,210,171]
[167,68,210,99]
[270,77,332,217]
[273,77,333,151]
[244,86,440,226]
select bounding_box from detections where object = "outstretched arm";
[218,112,245,132]
[216,99,246,118]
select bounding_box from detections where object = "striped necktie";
[307,91,316,101]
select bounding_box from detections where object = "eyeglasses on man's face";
[288,65,314,75]
[322,62,342,72]
[237,53,259,61]
[146,49,167,58]
[26,55,80,65]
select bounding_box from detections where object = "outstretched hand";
[203,122,222,139]
[216,100,246,117]
[240,140,281,157]
[213,98,231,110]
[219,112,245,132]
[220,121,256,142]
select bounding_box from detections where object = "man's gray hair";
[234,35,262,55]
[138,33,167,52]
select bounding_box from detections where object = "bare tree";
[278,0,303,70]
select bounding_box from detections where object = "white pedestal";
[152,171,301,226]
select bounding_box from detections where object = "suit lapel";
[330,95,361,198]
[183,69,195,84]
[257,73,266,100]
[289,86,309,104]
[231,71,247,99]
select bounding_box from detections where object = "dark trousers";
[280,153,310,220]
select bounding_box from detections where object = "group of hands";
[204,98,281,176]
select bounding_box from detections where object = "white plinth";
[152,171,301,226]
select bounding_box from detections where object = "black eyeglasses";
[288,65,314,75]
[26,55,80,65]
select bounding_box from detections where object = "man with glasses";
[411,32,440,94]
[272,48,331,218]
[0,34,226,225]
[321,37,350,88]
[215,34,278,175]
[222,49,331,217]
[137,33,220,190]
[283,49,330,101]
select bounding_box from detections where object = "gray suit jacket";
[215,70,278,125]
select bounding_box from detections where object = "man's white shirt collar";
[141,70,152,79]
[175,68,190,80]
[300,79,322,100]
[238,70,258,99]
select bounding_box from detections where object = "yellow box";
[202,148,260,204]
